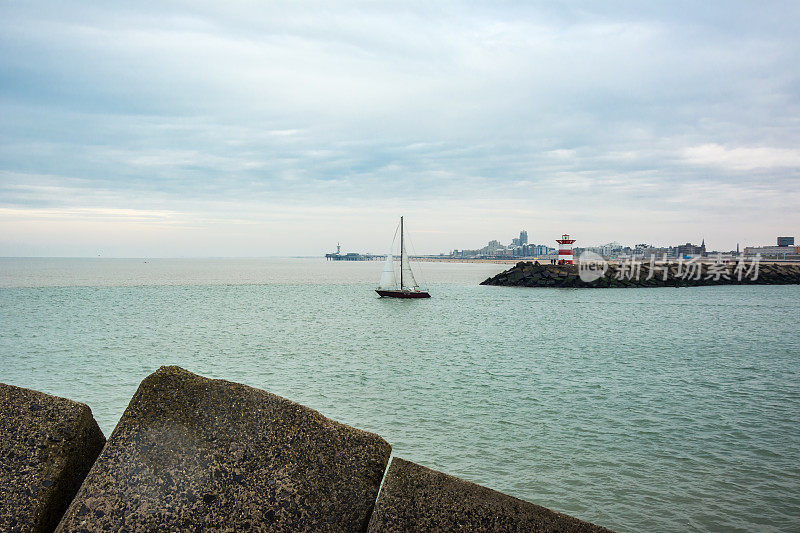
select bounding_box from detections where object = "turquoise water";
[1,258,798,532]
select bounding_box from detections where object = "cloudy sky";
[1,1,798,256]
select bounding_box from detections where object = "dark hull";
[376,289,431,299]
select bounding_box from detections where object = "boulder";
[56,366,391,532]
[0,383,105,533]
[367,458,613,532]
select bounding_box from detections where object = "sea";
[1,257,798,532]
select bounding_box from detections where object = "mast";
[400,216,404,290]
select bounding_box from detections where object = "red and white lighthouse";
[556,234,576,264]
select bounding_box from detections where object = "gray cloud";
[1,1,798,255]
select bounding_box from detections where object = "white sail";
[378,253,397,289]
[400,234,418,289]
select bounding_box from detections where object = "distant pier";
[326,242,385,261]
[325,252,386,261]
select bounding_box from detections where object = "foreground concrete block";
[56,366,391,532]
[0,383,105,533]
[367,458,613,532]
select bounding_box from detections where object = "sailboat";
[376,216,431,298]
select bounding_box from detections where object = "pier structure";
[325,252,386,261]
[325,243,385,261]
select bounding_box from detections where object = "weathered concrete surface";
[367,458,613,532]
[56,366,391,532]
[0,383,105,533]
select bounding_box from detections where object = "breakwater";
[480,260,800,288]
[1,367,612,532]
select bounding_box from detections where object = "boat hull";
[376,289,431,299]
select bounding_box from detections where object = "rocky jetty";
[368,457,611,532]
[481,261,800,288]
[56,366,391,532]
[0,383,105,533]
[3,367,615,531]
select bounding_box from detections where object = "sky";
[1,1,799,256]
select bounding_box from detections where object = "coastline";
[415,256,800,266]
[414,257,524,265]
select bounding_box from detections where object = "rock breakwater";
[368,457,612,532]
[56,366,391,532]
[1,368,614,532]
[481,261,800,288]
[0,383,105,533]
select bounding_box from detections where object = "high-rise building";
[676,242,704,257]
[519,230,528,246]
[778,236,795,247]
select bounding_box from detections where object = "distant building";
[573,242,624,259]
[631,244,671,259]
[675,241,706,257]
[743,236,799,258]
[450,229,554,259]
[745,244,800,259]
[575,240,711,260]
[485,240,504,253]
[509,243,549,257]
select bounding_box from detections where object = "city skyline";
[2,2,799,256]
[333,228,793,259]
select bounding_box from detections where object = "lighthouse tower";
[556,234,576,264]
